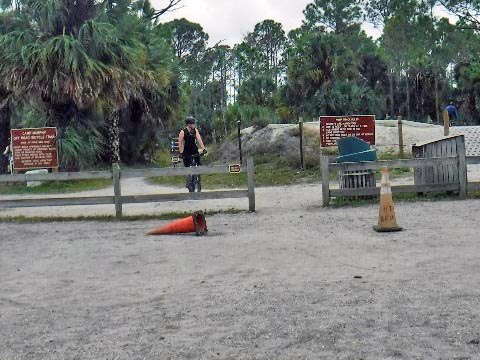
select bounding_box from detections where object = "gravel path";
[1,197,479,359]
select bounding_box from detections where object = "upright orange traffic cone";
[147,211,208,236]
[374,167,403,232]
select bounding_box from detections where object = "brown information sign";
[320,115,375,147]
[229,164,241,174]
[11,127,58,170]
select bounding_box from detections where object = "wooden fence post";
[247,156,255,212]
[321,155,330,207]
[398,118,404,158]
[299,117,305,171]
[112,163,123,219]
[443,110,450,137]
[456,136,467,199]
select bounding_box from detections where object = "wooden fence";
[0,157,256,218]
[321,147,480,206]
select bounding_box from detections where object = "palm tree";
[0,0,175,166]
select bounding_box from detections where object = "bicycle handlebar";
[181,149,207,159]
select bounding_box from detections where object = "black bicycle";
[184,150,207,193]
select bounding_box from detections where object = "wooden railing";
[321,154,469,206]
[0,157,256,218]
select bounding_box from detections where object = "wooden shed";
[412,135,466,186]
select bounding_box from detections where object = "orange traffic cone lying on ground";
[374,167,403,233]
[147,211,208,236]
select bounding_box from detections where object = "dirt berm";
[214,121,447,165]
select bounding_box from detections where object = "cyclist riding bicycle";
[178,117,207,191]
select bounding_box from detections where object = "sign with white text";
[229,164,241,174]
[320,115,376,147]
[11,127,58,170]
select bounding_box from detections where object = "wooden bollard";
[443,110,450,136]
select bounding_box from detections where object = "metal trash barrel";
[336,137,377,199]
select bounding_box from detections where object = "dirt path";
[1,198,479,359]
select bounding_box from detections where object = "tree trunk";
[434,69,440,124]
[405,71,411,121]
[415,75,420,116]
[233,71,237,104]
[238,63,242,90]
[389,70,395,118]
[221,72,227,135]
[108,109,121,164]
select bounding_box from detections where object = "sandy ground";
[1,121,480,358]
[1,196,480,359]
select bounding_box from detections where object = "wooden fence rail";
[330,157,459,172]
[0,157,256,218]
[0,171,112,183]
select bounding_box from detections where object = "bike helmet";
[185,116,196,125]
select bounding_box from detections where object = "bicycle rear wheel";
[187,175,195,192]
[196,175,201,192]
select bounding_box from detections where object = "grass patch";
[0,208,245,223]
[377,150,411,160]
[0,178,112,195]
[390,167,412,177]
[374,150,413,177]
[153,149,175,167]
[148,164,322,189]
[469,190,480,199]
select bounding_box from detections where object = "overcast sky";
[154,0,380,45]
[153,0,451,46]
